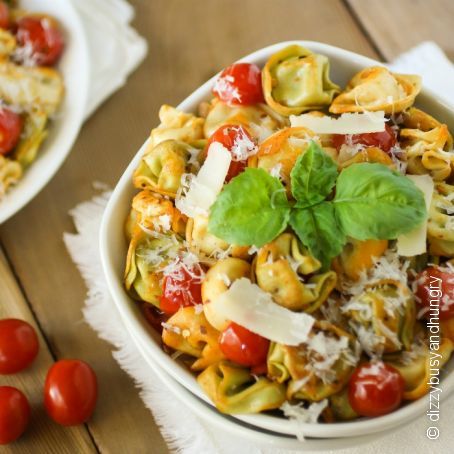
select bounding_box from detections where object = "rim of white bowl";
[100,40,454,439]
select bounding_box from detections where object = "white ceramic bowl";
[100,41,454,440]
[0,0,89,223]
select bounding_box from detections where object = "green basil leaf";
[290,141,338,208]
[208,168,291,247]
[290,203,346,270]
[334,163,427,240]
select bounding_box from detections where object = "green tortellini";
[12,109,48,168]
[262,45,340,116]
[329,388,358,421]
[197,361,286,414]
[133,139,205,198]
[124,231,181,307]
[428,182,454,257]
[267,321,358,402]
[254,233,336,312]
[343,279,415,355]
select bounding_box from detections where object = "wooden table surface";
[0,0,453,453]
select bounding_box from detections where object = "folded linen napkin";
[65,42,454,454]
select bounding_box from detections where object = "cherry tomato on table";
[219,322,270,367]
[0,319,39,374]
[160,263,203,315]
[0,1,9,29]
[0,386,30,445]
[0,108,23,156]
[348,361,404,417]
[213,63,264,106]
[332,123,397,153]
[44,359,97,426]
[16,15,64,66]
[206,124,256,181]
[416,266,454,320]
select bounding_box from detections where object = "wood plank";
[0,0,377,451]
[0,246,96,454]
[347,0,454,61]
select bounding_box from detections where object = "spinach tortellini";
[267,321,358,401]
[197,361,286,413]
[263,45,340,116]
[329,66,421,114]
[254,233,336,312]
[428,182,454,257]
[343,279,415,355]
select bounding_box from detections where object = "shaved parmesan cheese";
[175,143,231,218]
[290,111,386,134]
[397,175,434,256]
[210,278,314,345]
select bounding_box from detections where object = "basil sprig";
[208,141,427,269]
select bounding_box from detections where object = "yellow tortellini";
[251,127,318,197]
[262,45,340,116]
[12,109,48,168]
[329,66,421,115]
[385,338,453,400]
[337,147,394,169]
[201,258,251,331]
[162,307,225,371]
[124,231,181,307]
[0,155,22,196]
[267,321,358,401]
[150,105,204,147]
[0,29,16,58]
[203,99,286,142]
[197,361,286,413]
[186,215,249,260]
[428,182,454,257]
[343,279,415,355]
[400,108,454,181]
[133,139,203,197]
[254,233,336,312]
[127,190,186,238]
[333,238,388,281]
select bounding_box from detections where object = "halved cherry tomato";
[0,2,9,29]
[16,16,64,66]
[44,359,97,426]
[219,323,270,367]
[160,263,203,315]
[206,124,256,181]
[0,386,30,445]
[332,123,397,153]
[0,108,23,155]
[416,266,454,320]
[0,319,39,374]
[348,362,404,417]
[213,63,264,106]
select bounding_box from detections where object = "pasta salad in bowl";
[101,41,454,439]
[0,0,88,223]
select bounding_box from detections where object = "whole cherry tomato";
[0,386,30,445]
[332,123,397,153]
[213,63,264,106]
[160,263,203,315]
[0,319,39,374]
[0,1,9,29]
[348,362,404,417]
[0,108,23,155]
[44,359,97,426]
[16,15,64,66]
[416,266,454,320]
[206,124,256,181]
[219,323,270,367]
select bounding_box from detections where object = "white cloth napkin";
[64,41,454,454]
[72,0,148,119]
